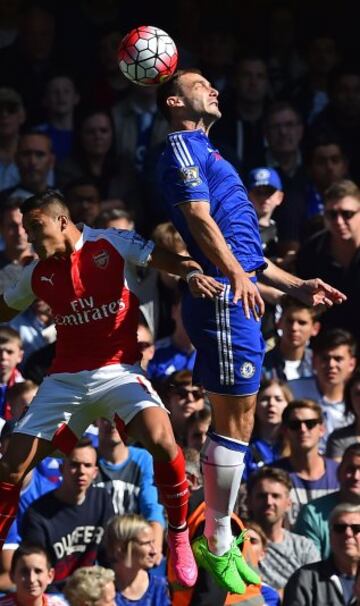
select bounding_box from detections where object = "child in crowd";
[0,327,23,422]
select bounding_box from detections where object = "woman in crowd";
[244,378,293,480]
[326,367,360,461]
[56,108,141,223]
[104,514,170,606]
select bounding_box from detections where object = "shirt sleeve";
[3,260,37,311]
[106,229,155,267]
[163,136,210,206]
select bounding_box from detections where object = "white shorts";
[14,363,166,450]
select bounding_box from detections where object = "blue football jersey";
[158,129,265,276]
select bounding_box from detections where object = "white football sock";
[201,431,248,556]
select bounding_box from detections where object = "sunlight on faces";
[10,553,54,600]
[168,73,221,124]
[313,345,356,387]
[256,383,290,426]
[324,196,360,242]
[61,446,98,494]
[0,339,23,383]
[284,408,324,451]
[249,479,291,527]
[245,528,266,564]
[279,308,320,349]
[22,207,68,259]
[248,186,283,222]
[94,581,116,606]
[97,417,122,447]
[117,526,157,571]
[1,207,29,253]
[186,419,210,451]
[330,512,360,559]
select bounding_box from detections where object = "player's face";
[22,208,67,259]
[177,73,221,122]
[256,384,288,426]
[11,554,54,599]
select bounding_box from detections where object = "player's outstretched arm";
[0,295,20,322]
[148,245,223,299]
[261,258,347,308]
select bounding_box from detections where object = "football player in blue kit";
[156,69,346,593]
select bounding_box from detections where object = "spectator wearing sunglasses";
[296,179,360,343]
[246,466,320,592]
[295,443,360,559]
[161,370,206,445]
[284,503,360,606]
[272,399,339,526]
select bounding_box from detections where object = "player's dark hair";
[11,543,54,575]
[21,189,70,218]
[247,466,292,495]
[312,327,357,357]
[157,68,202,121]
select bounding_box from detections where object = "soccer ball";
[117,25,178,87]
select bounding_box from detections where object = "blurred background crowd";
[1,0,360,604]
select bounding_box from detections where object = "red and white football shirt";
[4,226,155,373]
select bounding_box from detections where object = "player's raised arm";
[0,295,20,322]
[261,258,347,308]
[148,244,223,299]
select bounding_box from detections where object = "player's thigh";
[0,433,53,483]
[100,364,167,428]
[13,373,88,446]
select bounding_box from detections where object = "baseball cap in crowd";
[248,167,283,192]
[0,87,24,110]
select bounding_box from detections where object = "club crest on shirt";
[179,165,201,186]
[93,250,110,269]
[240,361,256,379]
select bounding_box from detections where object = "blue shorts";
[182,278,265,396]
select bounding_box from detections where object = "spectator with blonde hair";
[64,566,116,606]
[104,513,170,605]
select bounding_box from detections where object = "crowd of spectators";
[1,1,360,604]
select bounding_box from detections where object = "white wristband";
[186,269,204,284]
